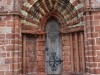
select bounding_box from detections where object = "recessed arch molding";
[21,0,85,35]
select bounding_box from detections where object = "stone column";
[0,0,22,75]
[36,35,46,75]
[85,0,100,74]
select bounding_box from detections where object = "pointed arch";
[21,0,85,33]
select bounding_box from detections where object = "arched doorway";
[21,0,85,75]
[45,19,63,75]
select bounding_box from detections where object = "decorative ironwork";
[46,52,63,71]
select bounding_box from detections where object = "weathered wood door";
[45,20,62,75]
[22,35,36,74]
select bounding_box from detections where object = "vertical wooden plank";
[22,35,26,74]
[70,33,74,72]
[80,32,85,72]
[75,33,80,72]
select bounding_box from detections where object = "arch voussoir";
[21,0,84,32]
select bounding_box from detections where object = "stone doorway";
[21,20,85,75]
[21,0,85,74]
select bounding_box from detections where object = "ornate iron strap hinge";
[46,52,63,71]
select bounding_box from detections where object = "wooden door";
[22,35,36,74]
[45,20,63,75]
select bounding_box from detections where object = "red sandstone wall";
[0,0,22,75]
[36,36,46,75]
[1,0,100,75]
[62,34,71,74]
[0,15,22,75]
[85,11,100,74]
[85,0,100,74]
